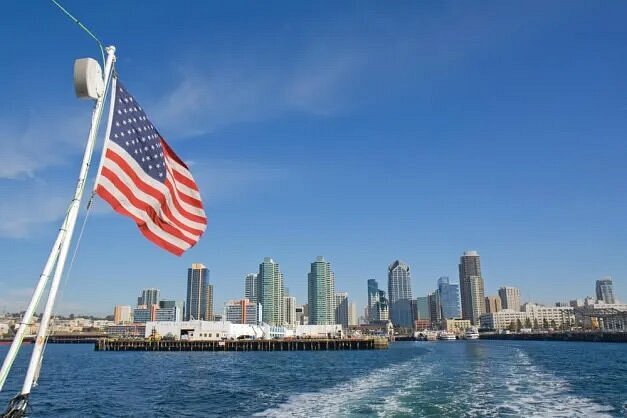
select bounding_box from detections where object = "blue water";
[0,341,625,417]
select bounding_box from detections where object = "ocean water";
[0,340,625,417]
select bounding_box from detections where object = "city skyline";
[2,2,627,315]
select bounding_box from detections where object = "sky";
[0,1,626,316]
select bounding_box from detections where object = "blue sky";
[0,1,626,315]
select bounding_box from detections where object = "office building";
[480,305,575,331]
[156,300,183,322]
[367,279,380,322]
[485,295,502,313]
[137,288,160,307]
[308,256,336,325]
[438,277,461,319]
[498,286,521,311]
[596,277,616,304]
[113,305,132,324]
[415,296,430,321]
[459,251,485,325]
[284,296,297,326]
[348,302,358,326]
[244,273,259,303]
[428,291,441,326]
[225,299,261,325]
[335,292,349,328]
[388,260,413,327]
[259,257,284,326]
[186,263,213,321]
[133,304,158,323]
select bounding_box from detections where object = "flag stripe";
[96,184,189,256]
[98,174,197,247]
[105,142,207,226]
[101,164,204,239]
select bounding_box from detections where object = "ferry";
[464,328,480,340]
[437,331,457,341]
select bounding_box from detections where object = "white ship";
[437,331,457,341]
[464,328,480,340]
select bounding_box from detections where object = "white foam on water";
[254,356,428,417]
[477,348,615,418]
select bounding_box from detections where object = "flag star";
[115,122,120,127]
[122,120,127,125]
[148,165,153,170]
[159,172,164,177]
[141,157,145,162]
[120,132,125,137]
[113,134,118,138]
[125,141,129,146]
[134,150,138,154]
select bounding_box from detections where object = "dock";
[95,338,388,351]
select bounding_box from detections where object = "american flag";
[95,78,207,256]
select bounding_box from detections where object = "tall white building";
[225,299,261,325]
[498,286,521,311]
[388,260,413,327]
[113,305,132,324]
[348,302,358,326]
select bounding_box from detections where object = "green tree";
[524,318,532,328]
[533,319,540,329]
[550,320,557,329]
[508,321,516,332]
[543,318,549,329]
[516,319,523,332]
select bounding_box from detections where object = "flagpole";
[1,45,116,415]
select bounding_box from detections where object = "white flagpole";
[19,45,117,398]
[0,46,116,413]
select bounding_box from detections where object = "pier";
[95,338,389,352]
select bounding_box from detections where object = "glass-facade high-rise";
[244,273,258,303]
[596,277,616,304]
[415,296,430,321]
[259,257,284,326]
[388,260,413,328]
[308,256,336,325]
[137,288,160,307]
[367,279,389,322]
[459,251,485,325]
[186,263,213,321]
[438,277,461,319]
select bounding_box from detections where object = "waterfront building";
[415,296,430,321]
[335,292,349,328]
[225,299,261,325]
[137,288,160,307]
[459,251,485,325]
[438,277,461,319]
[479,305,575,331]
[442,318,472,333]
[308,256,336,325]
[294,324,343,339]
[348,302,358,326]
[498,286,521,311]
[388,260,413,328]
[283,296,297,326]
[113,305,132,324]
[244,273,259,303]
[596,277,616,304]
[107,324,145,338]
[133,305,158,323]
[186,263,213,321]
[155,300,183,322]
[485,295,502,313]
[259,257,285,326]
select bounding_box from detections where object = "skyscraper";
[388,260,413,328]
[244,273,259,303]
[308,256,336,325]
[415,296,430,321]
[348,302,358,326]
[335,292,349,328]
[498,286,521,311]
[459,251,485,325]
[596,277,616,304]
[259,257,284,326]
[186,263,213,321]
[428,291,441,326]
[113,305,132,324]
[438,276,461,319]
[367,279,379,322]
[283,296,297,326]
[137,288,160,307]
